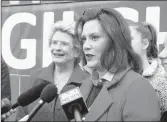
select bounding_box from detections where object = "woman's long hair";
[127,19,158,59]
[75,8,142,73]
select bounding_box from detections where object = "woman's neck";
[95,67,108,79]
[141,55,150,70]
[54,61,74,75]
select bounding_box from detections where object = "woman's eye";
[62,42,68,46]
[92,36,99,41]
[52,41,57,44]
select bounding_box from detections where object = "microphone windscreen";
[59,87,88,120]
[40,84,58,103]
[17,81,50,106]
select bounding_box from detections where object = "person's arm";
[123,78,161,121]
[1,58,11,100]
[1,98,16,121]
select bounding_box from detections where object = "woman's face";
[130,26,144,57]
[50,31,77,64]
[81,19,109,70]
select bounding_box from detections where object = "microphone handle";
[27,100,45,122]
[73,107,82,122]
[12,102,19,109]
[19,115,29,121]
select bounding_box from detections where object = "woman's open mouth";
[53,53,65,57]
[85,54,95,60]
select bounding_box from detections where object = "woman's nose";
[52,43,62,51]
[83,40,92,51]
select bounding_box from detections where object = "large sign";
[2,1,167,73]
[1,1,167,99]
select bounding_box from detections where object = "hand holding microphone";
[1,98,11,114]
[1,98,11,108]
[1,98,15,120]
[1,109,16,120]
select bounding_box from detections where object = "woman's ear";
[142,39,149,49]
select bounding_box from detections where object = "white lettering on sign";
[2,13,36,69]
[63,11,74,23]
[146,6,167,44]
[42,12,54,67]
[2,7,167,70]
[146,7,160,32]
[115,7,139,22]
[59,87,81,105]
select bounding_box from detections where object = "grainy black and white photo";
[1,0,167,121]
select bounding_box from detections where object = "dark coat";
[80,67,161,121]
[16,62,89,121]
[1,57,11,100]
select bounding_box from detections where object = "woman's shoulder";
[109,68,149,93]
[31,62,55,77]
[29,63,55,85]
[120,69,157,95]
[72,64,90,82]
[30,67,48,80]
[151,60,167,113]
[149,59,166,87]
[122,70,161,121]
[154,59,165,77]
[123,69,146,85]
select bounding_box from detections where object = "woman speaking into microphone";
[75,8,161,121]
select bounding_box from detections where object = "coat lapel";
[80,78,93,102]
[67,64,89,85]
[80,78,113,121]
[35,62,55,84]
[84,84,113,121]
[107,66,131,89]
[81,66,132,121]
[35,63,89,86]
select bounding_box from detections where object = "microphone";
[26,84,58,122]
[59,87,88,121]
[1,81,50,115]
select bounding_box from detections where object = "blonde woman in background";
[16,21,89,121]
